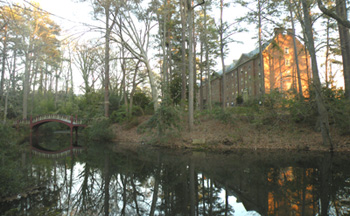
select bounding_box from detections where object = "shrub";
[236,95,243,105]
[110,105,144,123]
[138,102,180,137]
[211,107,233,124]
[84,118,114,141]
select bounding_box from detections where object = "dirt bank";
[113,115,350,153]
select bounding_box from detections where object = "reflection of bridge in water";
[18,114,87,146]
[31,145,84,158]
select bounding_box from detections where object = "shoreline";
[113,117,350,153]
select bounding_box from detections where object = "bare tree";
[112,6,159,111]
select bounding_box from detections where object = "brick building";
[198,28,311,108]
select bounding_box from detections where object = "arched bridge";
[18,114,87,146]
[18,114,87,129]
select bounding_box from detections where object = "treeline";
[0,0,350,147]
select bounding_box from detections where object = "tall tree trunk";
[289,0,303,98]
[302,0,332,148]
[162,0,169,98]
[44,63,48,97]
[55,68,59,109]
[104,4,111,117]
[220,0,226,109]
[11,48,17,92]
[30,62,38,116]
[180,0,187,106]
[187,0,194,131]
[129,61,140,117]
[22,52,31,119]
[0,25,8,102]
[3,83,9,124]
[204,2,212,110]
[335,0,350,100]
[325,18,330,88]
[200,40,204,110]
[121,46,128,116]
[145,59,159,111]
[68,44,74,96]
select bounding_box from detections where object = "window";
[284,47,289,54]
[285,59,290,66]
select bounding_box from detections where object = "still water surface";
[1,134,350,216]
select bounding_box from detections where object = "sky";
[19,0,256,60]
[6,0,345,90]
[11,0,258,93]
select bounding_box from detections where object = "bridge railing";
[17,114,85,125]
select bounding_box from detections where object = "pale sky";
[6,0,344,89]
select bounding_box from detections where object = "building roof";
[217,42,270,75]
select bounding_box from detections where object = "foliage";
[323,87,350,135]
[110,105,144,123]
[169,75,182,105]
[32,92,57,115]
[77,92,104,119]
[138,101,180,138]
[288,97,317,125]
[133,89,152,111]
[83,118,114,141]
[236,95,243,105]
[210,107,234,124]
[0,124,32,197]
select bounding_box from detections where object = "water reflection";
[1,142,350,216]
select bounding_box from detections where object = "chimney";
[274,28,284,36]
[287,28,294,36]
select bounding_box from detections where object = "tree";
[112,4,159,111]
[180,0,188,106]
[287,0,303,98]
[301,0,332,148]
[317,0,350,100]
[8,3,61,119]
[73,42,102,96]
[187,0,195,131]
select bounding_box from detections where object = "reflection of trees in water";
[3,148,350,216]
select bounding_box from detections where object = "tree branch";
[193,0,205,9]
[317,0,350,28]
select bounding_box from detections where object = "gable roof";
[217,41,270,76]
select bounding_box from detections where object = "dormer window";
[284,47,289,54]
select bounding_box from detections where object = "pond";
[1,134,350,216]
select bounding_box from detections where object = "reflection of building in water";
[267,167,315,216]
[198,27,310,107]
[209,165,319,216]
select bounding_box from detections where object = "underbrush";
[137,102,181,143]
[83,118,114,141]
[195,88,350,136]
